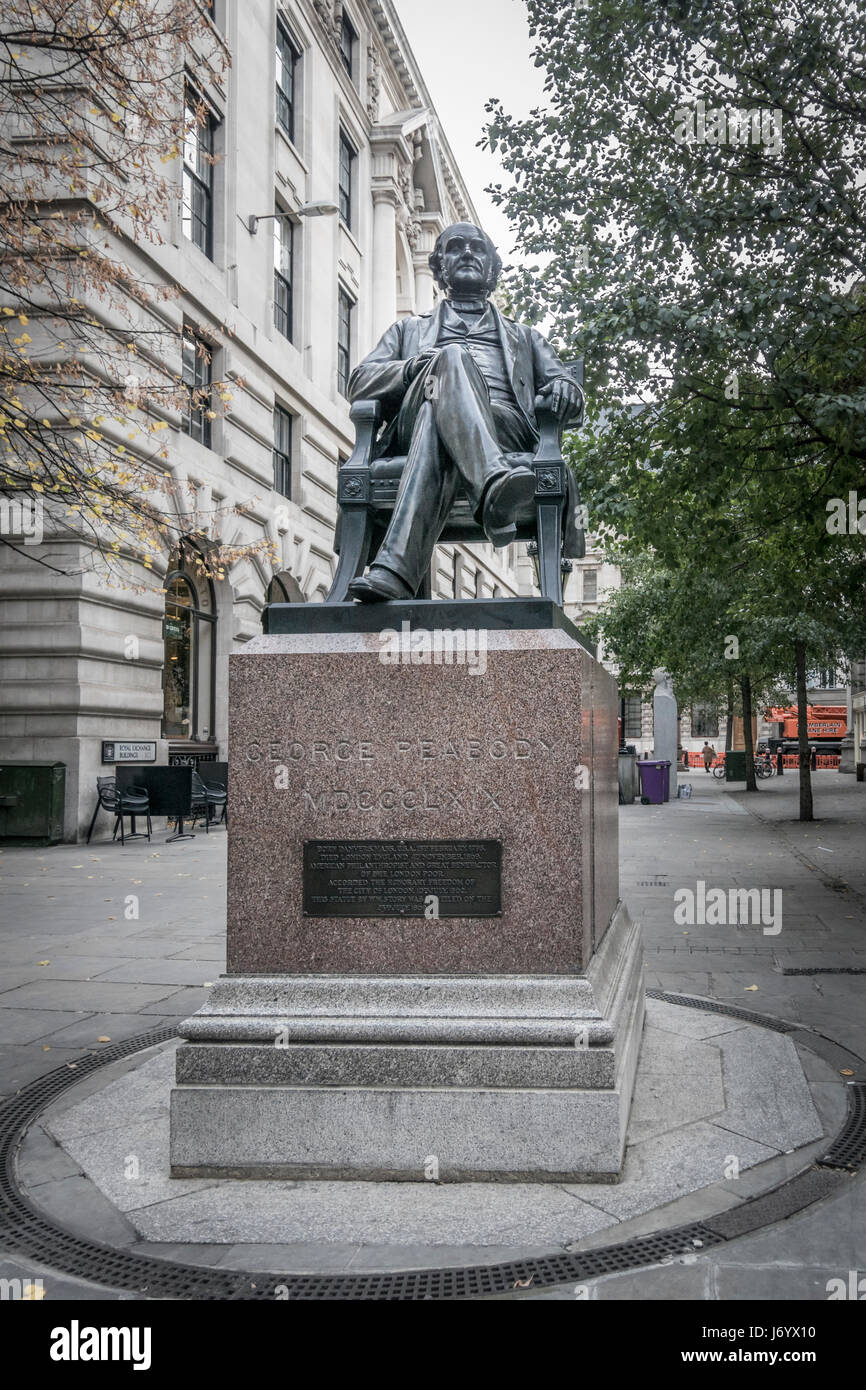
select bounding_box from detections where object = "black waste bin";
[725,751,747,782]
[0,762,66,844]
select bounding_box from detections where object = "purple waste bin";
[637,760,670,805]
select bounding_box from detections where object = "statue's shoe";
[481,467,537,547]
[348,566,414,603]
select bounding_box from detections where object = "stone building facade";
[0,0,529,840]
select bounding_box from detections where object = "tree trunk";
[795,639,814,821]
[740,674,758,791]
[725,674,734,753]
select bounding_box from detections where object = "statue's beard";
[445,279,488,310]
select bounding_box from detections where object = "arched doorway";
[162,549,217,745]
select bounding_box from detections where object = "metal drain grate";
[0,1004,860,1300]
[780,967,866,976]
[818,1084,866,1170]
[646,989,796,1033]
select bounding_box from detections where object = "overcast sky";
[393,0,547,262]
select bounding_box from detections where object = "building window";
[583,568,598,602]
[337,287,353,396]
[182,86,215,257]
[339,13,357,79]
[691,704,720,739]
[273,209,294,341]
[338,129,355,228]
[807,662,841,690]
[181,325,212,448]
[273,405,292,498]
[276,20,300,141]
[162,551,216,743]
[622,696,643,740]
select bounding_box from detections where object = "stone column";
[412,214,441,314]
[369,127,413,342]
[371,187,399,342]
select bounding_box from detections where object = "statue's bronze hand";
[407,350,439,383]
[537,378,582,421]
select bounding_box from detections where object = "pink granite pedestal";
[170,624,644,1181]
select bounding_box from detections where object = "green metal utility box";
[725,750,748,782]
[0,762,66,845]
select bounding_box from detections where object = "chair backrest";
[191,770,207,797]
[97,776,117,809]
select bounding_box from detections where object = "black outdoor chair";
[86,776,152,845]
[325,362,585,607]
[191,770,227,832]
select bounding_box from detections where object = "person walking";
[702,741,716,773]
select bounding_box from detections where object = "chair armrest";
[345,400,381,471]
[533,403,566,464]
[336,400,381,511]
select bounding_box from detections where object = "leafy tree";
[486,0,866,818]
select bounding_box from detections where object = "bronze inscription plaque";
[303,839,502,918]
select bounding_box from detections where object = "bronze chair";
[325,362,585,607]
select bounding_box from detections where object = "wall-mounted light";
[247,201,339,234]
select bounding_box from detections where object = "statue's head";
[429,222,502,298]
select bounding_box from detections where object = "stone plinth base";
[170,614,643,1181]
[170,903,643,1182]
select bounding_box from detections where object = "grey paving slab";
[32,1013,175,1048]
[213,1243,361,1273]
[15,1123,83,1187]
[344,1243,563,1273]
[138,986,214,1015]
[129,1241,236,1268]
[20,1174,141,1248]
[167,945,227,962]
[569,1182,744,1250]
[711,1264,851,1301]
[94,960,218,986]
[0,1008,95,1045]
[0,956,137,985]
[123,1181,618,1248]
[544,1260,714,1301]
[713,1029,823,1150]
[0,980,181,1012]
[566,1122,780,1223]
[48,1050,177,1143]
[627,1029,724,1142]
[0,968,50,994]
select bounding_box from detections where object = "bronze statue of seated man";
[346,222,584,603]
